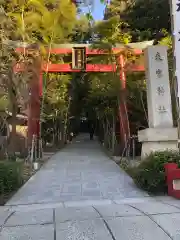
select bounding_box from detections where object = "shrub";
[128,151,180,194]
[0,161,23,195]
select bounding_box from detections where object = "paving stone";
[0,224,54,240]
[42,189,62,198]
[82,182,99,189]
[64,199,113,208]
[58,193,83,202]
[62,183,81,194]
[102,193,124,200]
[5,208,53,226]
[96,204,143,218]
[129,202,180,215]
[101,186,120,194]
[113,197,157,205]
[0,210,13,226]
[107,216,171,240]
[56,219,112,240]
[152,213,180,239]
[33,198,58,204]
[123,190,149,198]
[66,171,81,176]
[82,189,102,197]
[155,196,180,209]
[11,202,63,212]
[55,206,99,222]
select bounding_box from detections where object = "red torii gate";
[15,44,145,147]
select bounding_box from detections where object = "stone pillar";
[138,46,178,158]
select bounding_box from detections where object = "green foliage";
[130,0,170,31]
[0,0,79,150]
[105,0,170,42]
[128,151,180,194]
[127,73,148,132]
[7,0,77,44]
[86,72,120,118]
[94,16,131,46]
[0,95,8,111]
[158,32,172,48]
[43,73,71,120]
[71,15,91,43]
[0,161,23,195]
[104,0,130,19]
[84,12,132,120]
[126,0,170,41]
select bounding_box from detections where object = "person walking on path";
[89,121,95,140]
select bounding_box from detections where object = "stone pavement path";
[1,134,180,239]
[7,134,147,206]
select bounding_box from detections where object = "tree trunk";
[8,69,18,157]
[112,113,116,155]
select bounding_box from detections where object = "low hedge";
[128,151,180,194]
[0,161,23,195]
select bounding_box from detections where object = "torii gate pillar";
[119,55,130,149]
[27,50,42,147]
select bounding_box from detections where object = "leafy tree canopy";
[104,0,171,42]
